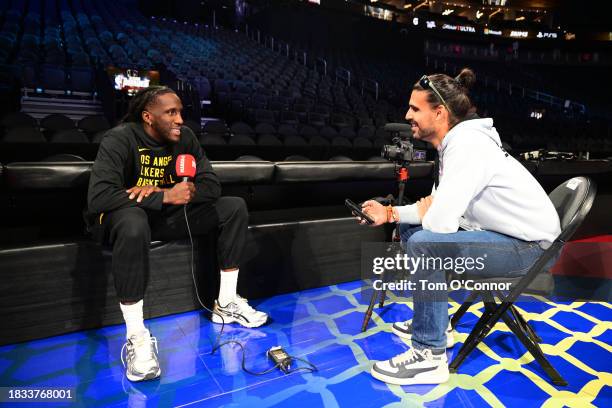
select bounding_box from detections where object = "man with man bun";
[359,69,560,385]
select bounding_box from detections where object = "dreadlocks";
[121,86,176,123]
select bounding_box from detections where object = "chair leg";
[450,291,478,329]
[509,305,542,343]
[501,312,568,386]
[482,291,497,312]
[449,297,497,372]
[494,290,542,344]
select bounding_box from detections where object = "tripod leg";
[361,286,380,332]
[377,270,386,308]
[379,288,387,308]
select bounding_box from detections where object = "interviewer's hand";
[126,185,162,203]
[360,200,387,226]
[162,182,195,205]
[416,195,434,221]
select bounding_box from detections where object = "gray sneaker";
[371,348,449,385]
[121,330,161,382]
[391,320,456,348]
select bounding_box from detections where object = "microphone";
[176,154,196,182]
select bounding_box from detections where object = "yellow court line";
[310,285,612,406]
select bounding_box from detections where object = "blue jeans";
[400,224,544,351]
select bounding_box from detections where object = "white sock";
[120,300,147,339]
[218,269,239,306]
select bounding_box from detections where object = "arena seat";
[257,134,282,146]
[202,120,228,137]
[299,125,318,140]
[2,127,46,143]
[353,137,373,148]
[41,113,76,132]
[310,135,331,147]
[199,134,226,146]
[235,155,265,161]
[284,135,307,146]
[283,155,311,161]
[183,119,202,136]
[77,115,111,137]
[255,122,276,135]
[228,134,256,146]
[1,112,37,129]
[50,129,89,143]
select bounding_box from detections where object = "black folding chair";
[449,176,597,386]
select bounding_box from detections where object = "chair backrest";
[41,113,75,131]
[549,177,597,242]
[522,177,596,296]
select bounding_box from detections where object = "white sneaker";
[391,320,456,348]
[371,348,449,386]
[121,330,161,382]
[211,295,268,328]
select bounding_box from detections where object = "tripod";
[361,163,410,332]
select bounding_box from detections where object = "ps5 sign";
[537,31,558,39]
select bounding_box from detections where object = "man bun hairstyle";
[121,86,176,123]
[414,67,476,126]
[454,67,476,92]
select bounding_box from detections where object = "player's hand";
[126,185,162,203]
[416,195,434,220]
[360,200,387,227]
[162,182,195,205]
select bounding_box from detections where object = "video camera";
[521,149,576,161]
[381,123,427,165]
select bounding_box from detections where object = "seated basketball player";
[86,86,268,382]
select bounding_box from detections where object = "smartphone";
[345,199,374,224]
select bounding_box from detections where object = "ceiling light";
[414,1,428,11]
[489,8,501,19]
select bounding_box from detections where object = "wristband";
[386,206,394,223]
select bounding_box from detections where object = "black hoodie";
[86,122,221,221]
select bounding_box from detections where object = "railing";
[361,79,379,100]
[336,67,351,87]
[426,57,587,115]
[315,58,327,76]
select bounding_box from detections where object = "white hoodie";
[396,118,561,244]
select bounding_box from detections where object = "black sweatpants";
[99,196,248,303]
